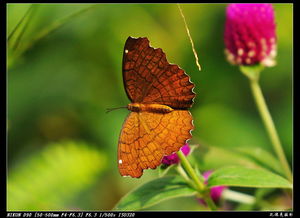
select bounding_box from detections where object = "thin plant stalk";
[177,150,218,211]
[177,4,202,72]
[176,165,198,191]
[240,65,292,182]
[249,79,293,182]
[222,189,255,204]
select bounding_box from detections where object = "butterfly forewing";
[118,36,196,178]
[122,37,195,108]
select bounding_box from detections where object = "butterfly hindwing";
[119,36,195,178]
[118,110,193,178]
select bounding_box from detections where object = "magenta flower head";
[198,170,227,204]
[224,3,277,67]
[161,143,190,165]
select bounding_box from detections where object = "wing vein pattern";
[118,36,196,178]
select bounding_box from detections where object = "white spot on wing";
[125,49,129,54]
[119,159,123,164]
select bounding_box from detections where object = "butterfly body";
[118,36,196,178]
[127,103,174,114]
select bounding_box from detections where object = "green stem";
[249,80,292,182]
[177,150,204,190]
[202,193,218,211]
[222,189,255,204]
[176,164,190,181]
[176,165,197,190]
[177,150,218,211]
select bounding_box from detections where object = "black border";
[3,1,296,217]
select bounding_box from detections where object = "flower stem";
[176,165,198,190]
[177,150,204,190]
[177,150,218,211]
[202,193,218,211]
[249,80,292,182]
[222,189,255,204]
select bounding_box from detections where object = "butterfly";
[118,36,195,178]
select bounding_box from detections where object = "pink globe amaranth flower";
[224,3,277,67]
[161,143,190,165]
[198,170,227,204]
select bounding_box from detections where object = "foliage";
[114,176,196,210]
[7,3,292,211]
[7,141,107,210]
[207,166,292,189]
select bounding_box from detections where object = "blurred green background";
[7,3,292,211]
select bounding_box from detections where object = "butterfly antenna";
[106,106,127,113]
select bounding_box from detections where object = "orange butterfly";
[118,36,195,178]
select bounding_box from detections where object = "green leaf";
[207,166,292,189]
[23,5,96,50]
[7,141,107,210]
[114,176,196,210]
[196,144,266,170]
[8,4,34,46]
[8,5,97,69]
[195,143,285,177]
[232,147,284,176]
